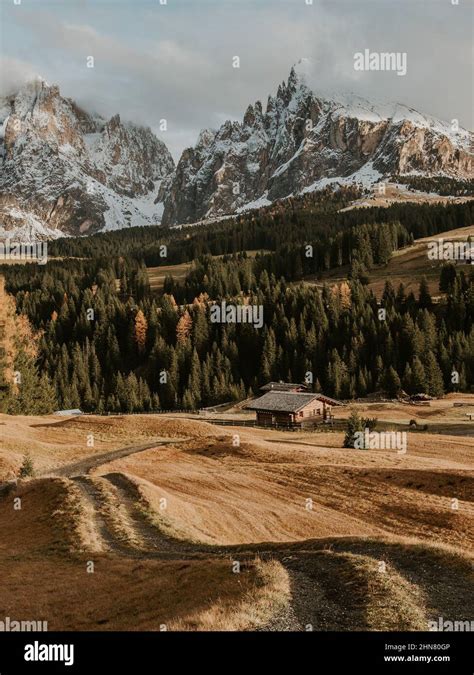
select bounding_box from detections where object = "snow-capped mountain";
[1,66,472,238]
[162,60,473,225]
[0,78,174,239]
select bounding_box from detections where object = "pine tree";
[384,366,401,398]
[411,356,427,394]
[6,350,57,415]
[192,307,209,355]
[260,328,276,383]
[344,410,364,448]
[402,363,413,393]
[19,453,35,478]
[176,311,193,344]
[418,277,432,308]
[182,388,195,410]
[357,369,367,396]
[423,351,445,397]
[187,349,202,408]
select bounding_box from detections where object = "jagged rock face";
[0,79,174,238]
[84,114,174,198]
[2,71,472,237]
[162,66,473,225]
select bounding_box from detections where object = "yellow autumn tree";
[176,310,193,344]
[134,309,148,354]
[0,274,56,414]
[331,281,352,310]
[339,281,352,309]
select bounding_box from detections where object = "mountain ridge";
[0,65,472,239]
[162,61,473,225]
[0,78,175,239]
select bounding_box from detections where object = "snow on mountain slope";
[162,60,473,225]
[0,78,174,240]
[1,67,472,238]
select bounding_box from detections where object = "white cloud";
[0,57,39,96]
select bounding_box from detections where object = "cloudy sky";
[1,0,472,159]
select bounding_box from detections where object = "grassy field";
[146,250,271,291]
[339,184,474,211]
[0,398,472,631]
[301,225,474,299]
[146,262,193,291]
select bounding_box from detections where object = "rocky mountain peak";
[0,80,175,239]
[196,128,217,150]
[1,65,472,238]
[161,63,473,225]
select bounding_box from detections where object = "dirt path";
[2,468,472,630]
[71,476,132,555]
[101,472,199,556]
[22,434,472,630]
[47,437,200,559]
[67,470,210,560]
[47,438,188,478]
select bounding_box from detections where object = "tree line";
[1,251,472,413]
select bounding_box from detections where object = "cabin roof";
[248,391,345,413]
[260,381,309,392]
[247,392,323,413]
[313,394,346,406]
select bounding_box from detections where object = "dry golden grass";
[0,556,263,631]
[302,224,474,299]
[0,480,270,631]
[348,554,427,630]
[0,408,472,631]
[169,558,291,631]
[147,262,192,291]
[0,413,211,481]
[1,410,473,550]
[0,414,115,479]
[0,478,83,556]
[93,426,473,550]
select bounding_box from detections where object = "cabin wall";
[297,401,325,418]
[256,411,295,426]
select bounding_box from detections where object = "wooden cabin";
[247,392,320,426]
[248,391,344,427]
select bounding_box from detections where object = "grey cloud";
[2,0,472,160]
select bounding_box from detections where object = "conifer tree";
[384,366,401,398]
[7,350,57,415]
[423,351,445,397]
[176,311,193,344]
[344,410,364,448]
[411,356,427,394]
[418,277,432,308]
[134,309,148,354]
